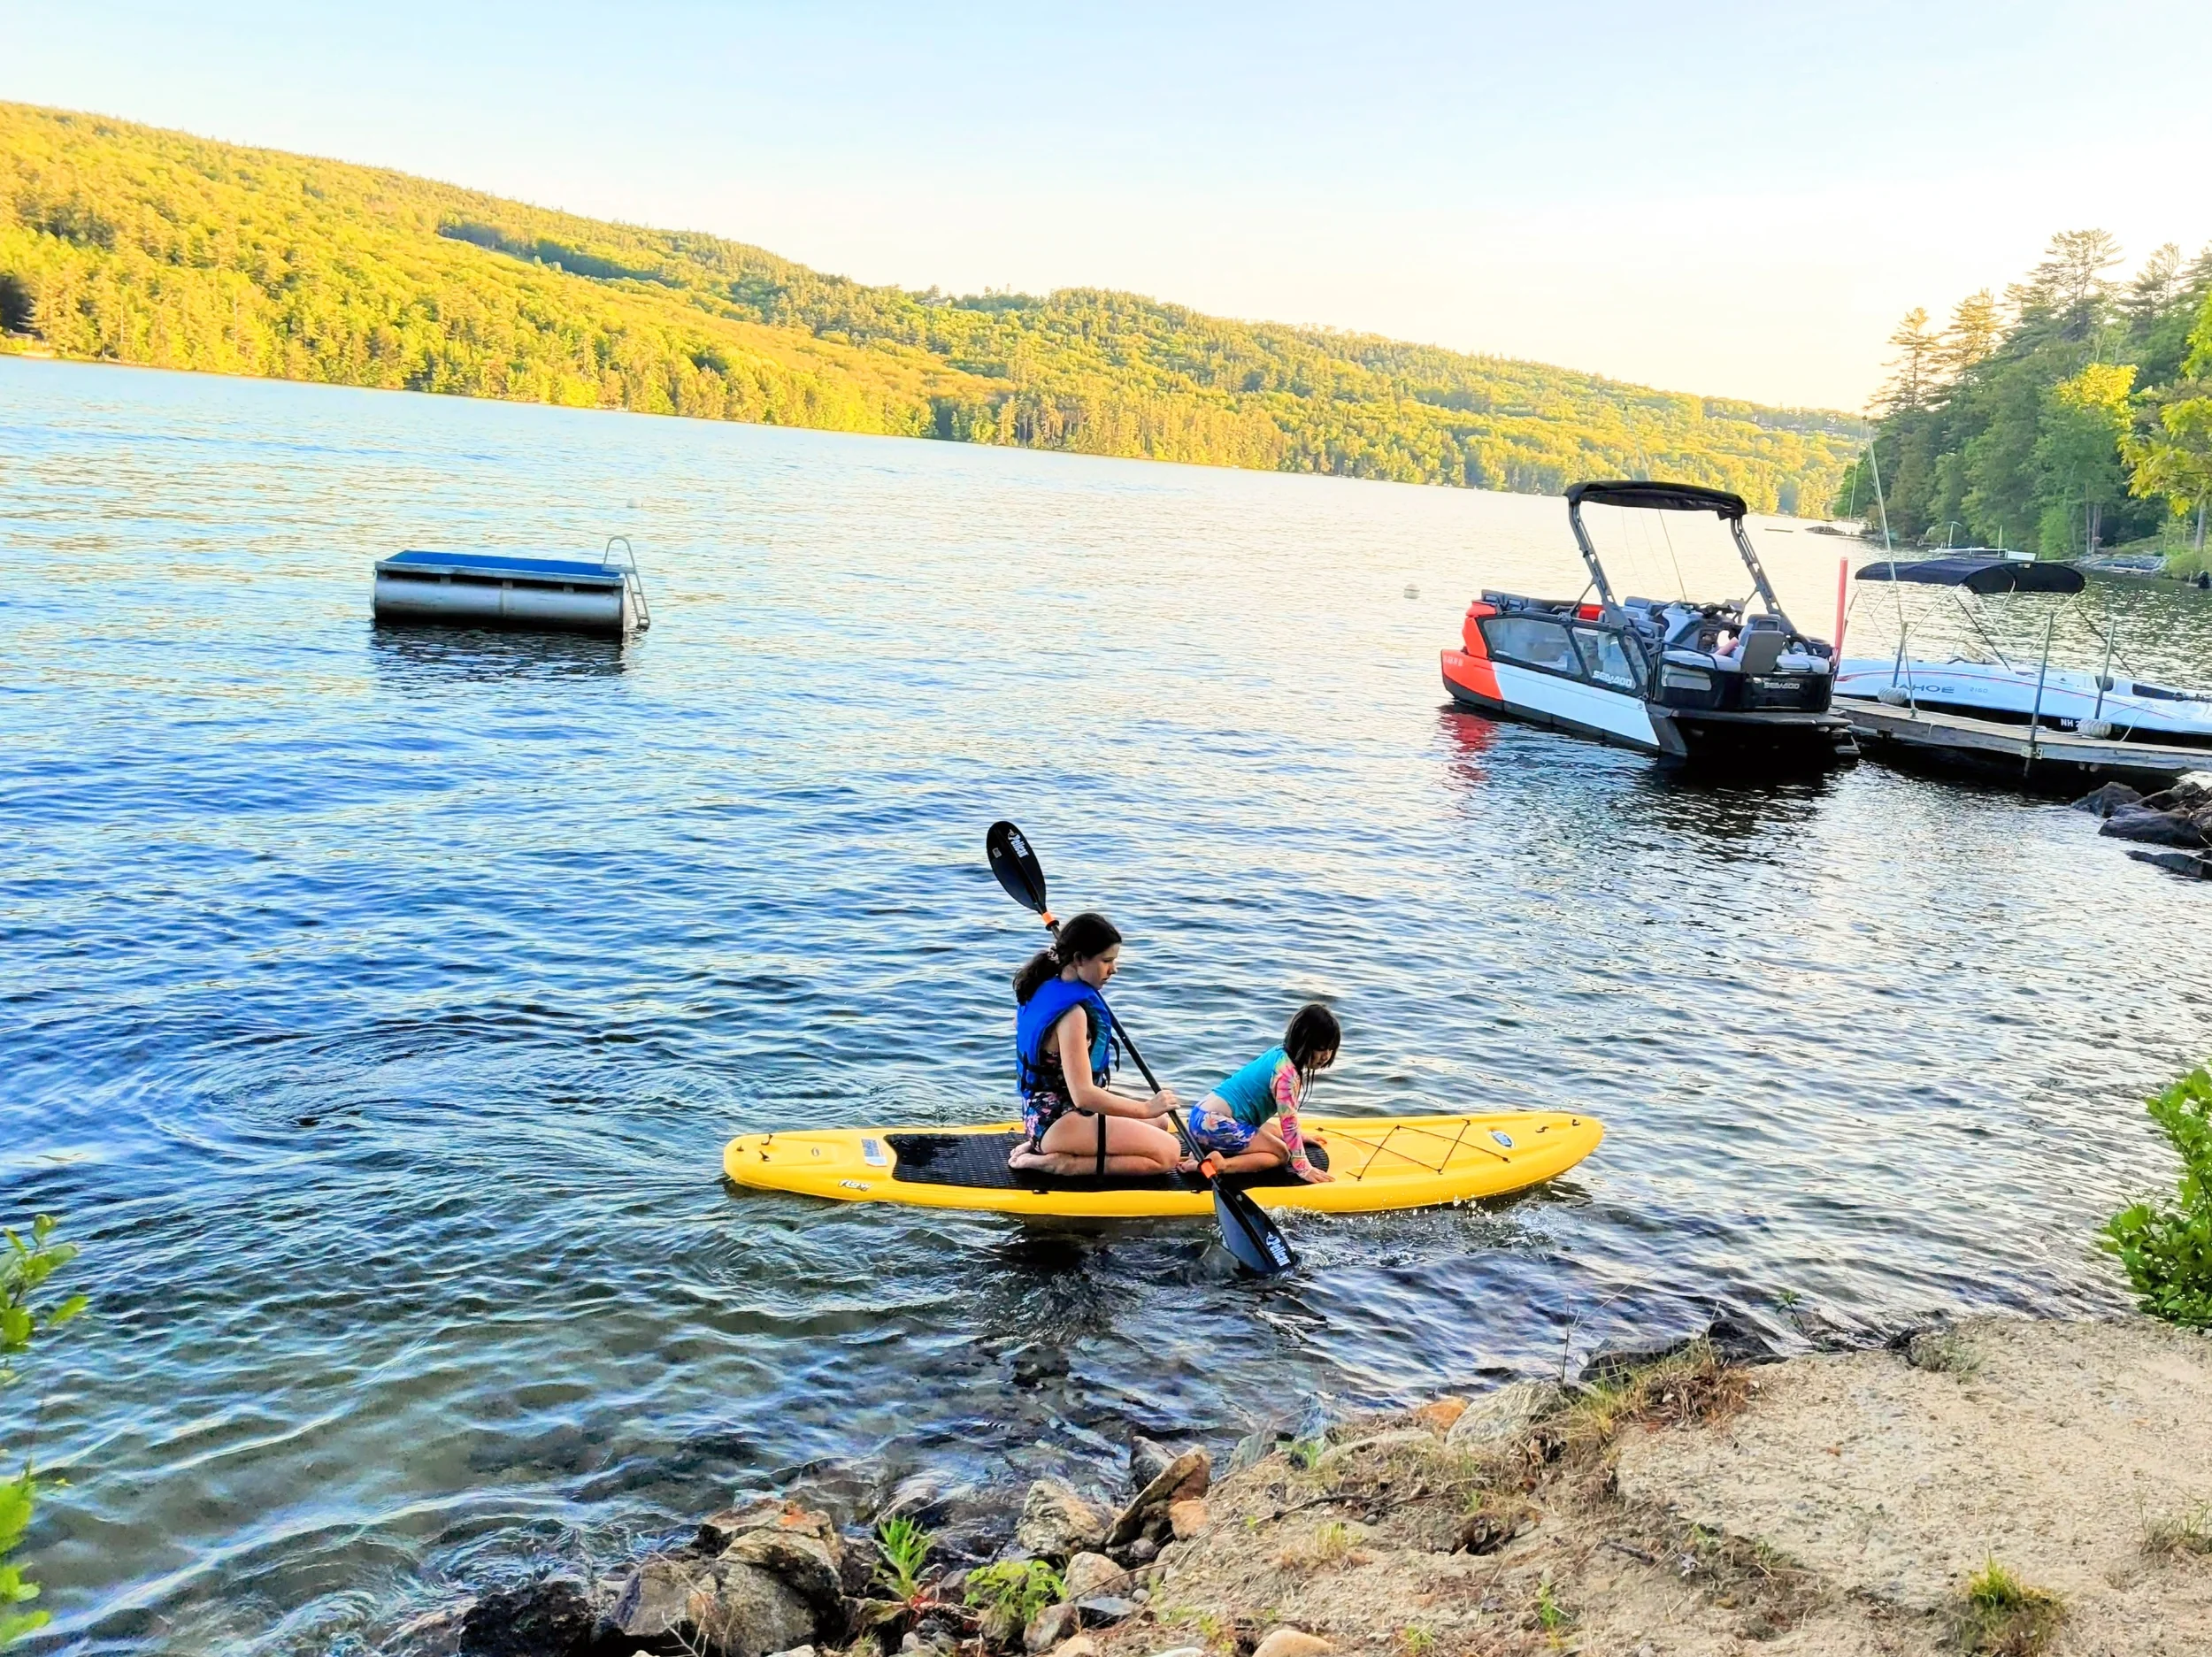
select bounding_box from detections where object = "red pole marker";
[1833,555,1849,657]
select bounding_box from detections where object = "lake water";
[4,358,2210,1655]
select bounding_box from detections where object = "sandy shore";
[1095,1316,2212,1657]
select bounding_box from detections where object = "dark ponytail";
[1283,1002,1341,1093]
[1011,911,1124,1004]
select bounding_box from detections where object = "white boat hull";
[1835,657,2212,747]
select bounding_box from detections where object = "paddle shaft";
[986,818,1294,1272]
[1092,998,1209,1164]
[1036,917,1284,1203]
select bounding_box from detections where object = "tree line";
[1844,230,2212,564]
[0,102,1863,510]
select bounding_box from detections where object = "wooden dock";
[1839,698,2210,792]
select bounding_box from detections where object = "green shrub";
[4,1215,88,1649]
[963,1559,1064,1624]
[2101,1067,2212,1326]
[872,1515,933,1601]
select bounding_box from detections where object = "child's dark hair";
[1284,1002,1341,1091]
[1011,911,1124,1004]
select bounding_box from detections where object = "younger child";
[1186,1003,1340,1184]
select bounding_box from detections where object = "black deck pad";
[886,1132,1327,1193]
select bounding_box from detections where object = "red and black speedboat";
[1440,480,1857,767]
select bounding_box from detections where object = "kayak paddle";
[985,820,1298,1277]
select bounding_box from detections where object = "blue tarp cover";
[378,549,626,585]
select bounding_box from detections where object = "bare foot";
[1007,1146,1059,1172]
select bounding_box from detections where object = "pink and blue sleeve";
[1273,1061,1310,1170]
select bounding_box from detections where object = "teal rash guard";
[1210,1045,1294,1125]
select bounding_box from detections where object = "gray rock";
[1128,1436,1178,1489]
[1023,1601,1079,1653]
[881,1471,957,1523]
[1315,1428,1435,1471]
[1105,1449,1210,1548]
[1123,1537,1158,1564]
[1015,1477,1109,1562]
[2071,781,2142,817]
[1445,1379,1564,1450]
[767,1648,816,1657]
[724,1529,844,1620]
[607,1555,818,1657]
[1225,1429,1283,1476]
[1062,1551,1122,1600]
[697,1500,843,1568]
[2141,771,2212,813]
[2101,806,2207,847]
[457,1579,594,1657]
[608,1557,709,1645]
[2127,847,2212,878]
[1075,1595,1141,1625]
[703,1565,818,1657]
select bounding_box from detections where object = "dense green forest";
[0,103,1863,510]
[1842,231,2212,567]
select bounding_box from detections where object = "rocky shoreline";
[404,1314,2212,1657]
[2079,771,2212,878]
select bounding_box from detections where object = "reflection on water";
[4,358,2211,1656]
[369,625,633,681]
[1628,770,1836,850]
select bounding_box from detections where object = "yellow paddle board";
[722,1111,1601,1219]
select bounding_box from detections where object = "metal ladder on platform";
[602,535,652,633]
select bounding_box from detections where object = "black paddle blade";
[986,820,1049,917]
[1214,1185,1298,1277]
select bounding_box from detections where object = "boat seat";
[1738,629,1786,674]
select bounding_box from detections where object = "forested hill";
[0,102,1863,510]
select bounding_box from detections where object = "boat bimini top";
[1854,556,2087,595]
[1562,479,1820,674]
[1566,479,1792,626]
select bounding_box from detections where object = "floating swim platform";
[722,1111,1602,1219]
[372,537,651,636]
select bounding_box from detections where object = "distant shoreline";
[0,100,1865,517]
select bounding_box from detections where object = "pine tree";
[1880,307,1938,411]
[2015,229,2123,341]
[1937,289,2003,380]
[2121,243,2184,337]
[2182,244,2212,307]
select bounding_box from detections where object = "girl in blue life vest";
[1184,1003,1340,1184]
[1007,911,1187,1178]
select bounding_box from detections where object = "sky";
[7,0,2210,411]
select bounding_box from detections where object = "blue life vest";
[1015,975,1114,1100]
[1210,1046,1295,1127]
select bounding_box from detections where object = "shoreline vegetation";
[1845,232,2212,578]
[0,102,1862,512]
